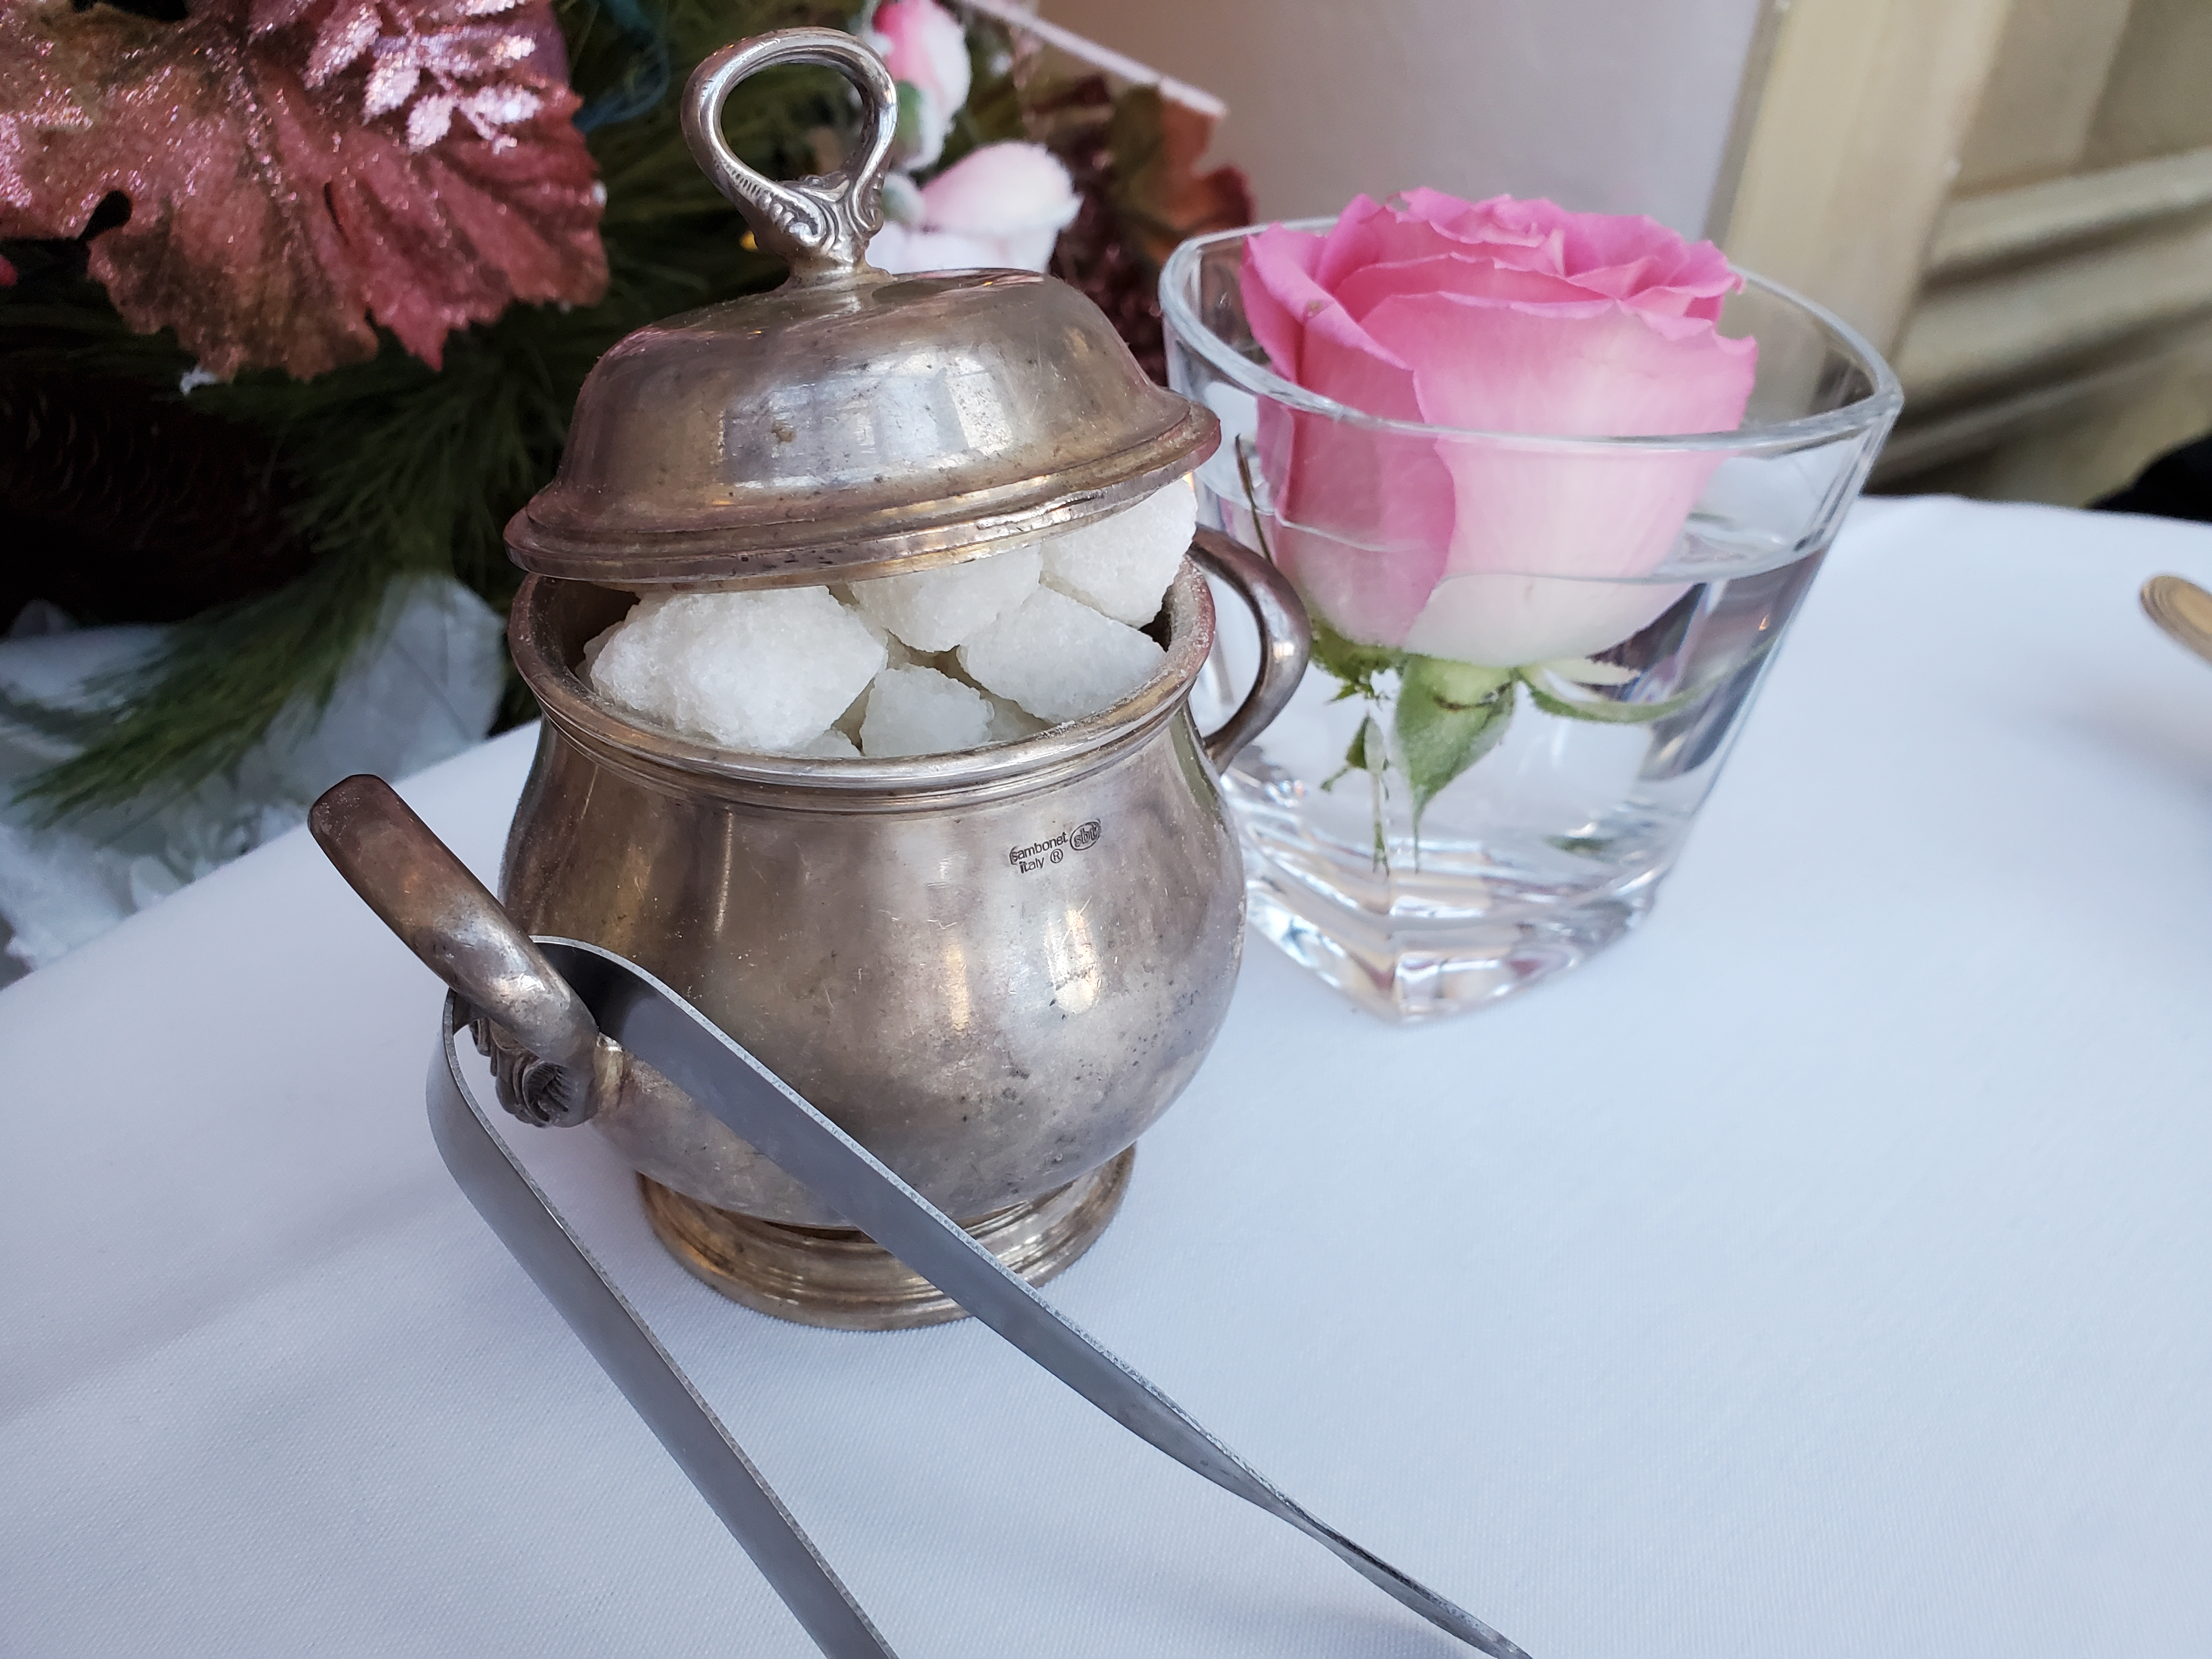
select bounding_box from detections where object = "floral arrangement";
[0,0,1248,816]
[0,0,608,381]
[864,0,1078,274]
[1237,189,1757,821]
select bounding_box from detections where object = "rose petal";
[1575,252,1738,322]
[1427,443,1724,585]
[1253,319,1455,648]
[866,222,999,274]
[1335,190,1575,285]
[868,0,971,120]
[1403,191,1740,320]
[918,142,1079,236]
[1550,208,1681,275]
[990,222,1064,273]
[1240,221,1327,382]
[1270,513,1447,649]
[1331,253,1597,324]
[896,142,1080,272]
[1362,290,1757,438]
[1396,189,1559,272]
[1311,195,1386,287]
[1363,291,1753,606]
[1245,224,1444,425]
[1268,279,1455,557]
[1316,194,1455,287]
[1400,570,1687,666]
[897,84,953,171]
[1235,188,1762,661]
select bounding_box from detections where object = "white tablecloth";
[5,496,2209,1659]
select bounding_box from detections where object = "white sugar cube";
[848,545,1041,652]
[795,730,861,759]
[985,693,1047,744]
[859,664,995,758]
[1039,479,1194,625]
[957,586,1167,724]
[839,599,917,667]
[589,586,884,753]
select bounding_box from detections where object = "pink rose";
[868,142,1081,275]
[866,0,972,168]
[1238,190,1757,666]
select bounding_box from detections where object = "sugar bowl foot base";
[638,1148,1135,1330]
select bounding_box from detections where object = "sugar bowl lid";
[506,29,1218,588]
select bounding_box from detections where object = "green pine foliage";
[2,0,857,819]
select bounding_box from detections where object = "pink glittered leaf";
[304,0,377,84]
[0,0,603,378]
[405,89,455,148]
[363,47,421,117]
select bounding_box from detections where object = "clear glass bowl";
[1162,221,1903,1021]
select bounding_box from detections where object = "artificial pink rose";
[867,143,1081,275]
[1239,190,1757,666]
[866,0,972,168]
[867,223,1002,274]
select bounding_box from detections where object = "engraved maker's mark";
[1009,819,1104,876]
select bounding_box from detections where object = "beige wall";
[1043,0,1768,235]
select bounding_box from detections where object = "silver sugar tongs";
[311,774,1529,1659]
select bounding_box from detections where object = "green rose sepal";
[1311,621,1699,831]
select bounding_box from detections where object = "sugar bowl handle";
[309,775,616,1128]
[1189,528,1313,770]
[683,29,899,280]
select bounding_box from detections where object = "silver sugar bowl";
[469,31,1307,1328]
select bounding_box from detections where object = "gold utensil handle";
[309,775,613,1126]
[2141,573,2212,668]
[682,29,899,279]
